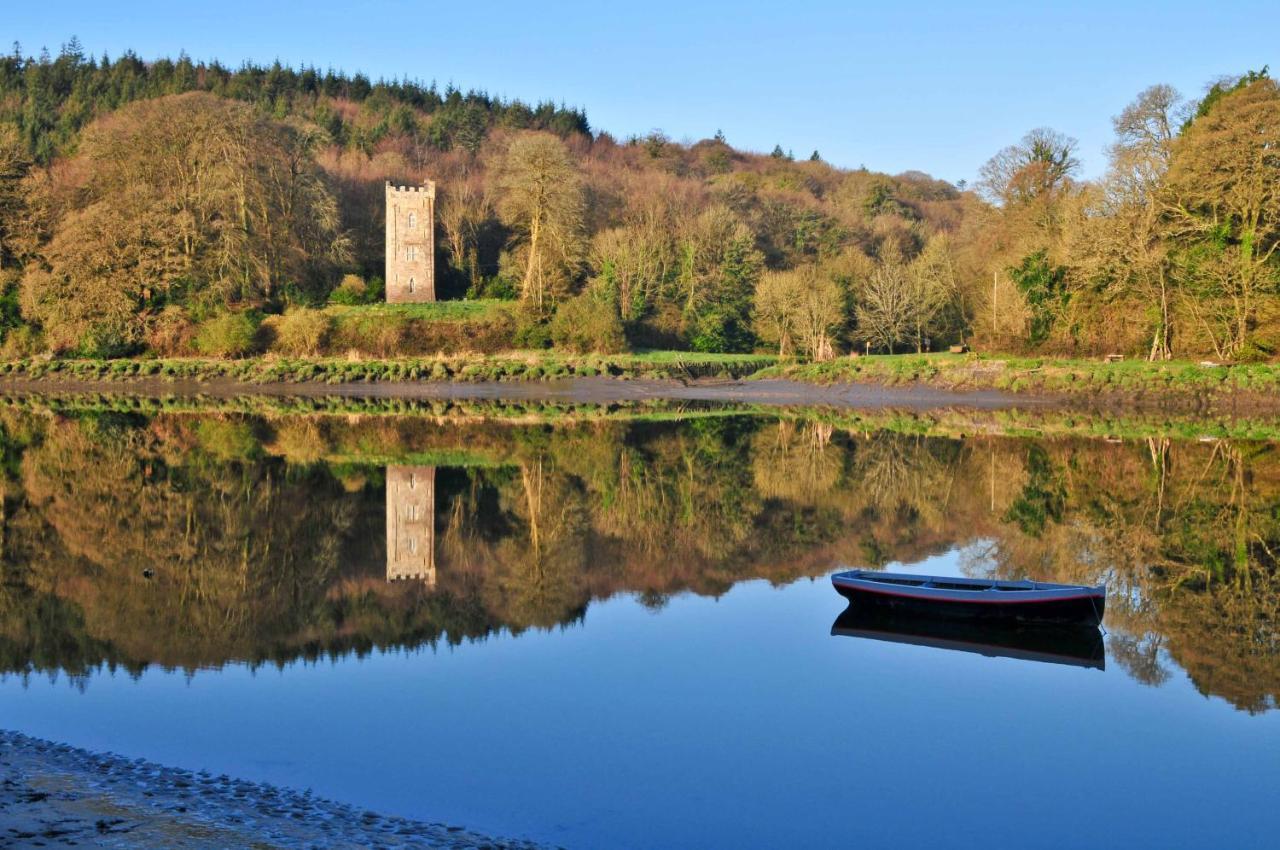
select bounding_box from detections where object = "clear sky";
[8,1,1277,183]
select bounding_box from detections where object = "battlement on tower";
[385,181,436,198]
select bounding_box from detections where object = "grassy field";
[319,300,514,321]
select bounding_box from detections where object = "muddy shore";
[0,730,552,850]
[1,375,1057,409]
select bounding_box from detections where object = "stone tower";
[386,466,436,587]
[385,181,436,303]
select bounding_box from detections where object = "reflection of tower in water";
[386,466,436,587]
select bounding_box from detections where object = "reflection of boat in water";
[831,570,1106,626]
[831,606,1105,670]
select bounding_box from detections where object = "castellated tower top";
[386,182,437,197]
[385,180,436,303]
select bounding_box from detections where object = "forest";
[0,41,1276,362]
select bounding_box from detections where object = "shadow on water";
[831,603,1106,670]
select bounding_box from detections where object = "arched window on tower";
[408,277,416,293]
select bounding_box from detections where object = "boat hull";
[832,572,1105,626]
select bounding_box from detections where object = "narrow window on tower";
[408,277,416,293]
[407,245,417,261]
[408,212,417,229]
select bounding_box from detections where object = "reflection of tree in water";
[973,436,1280,711]
[0,410,1277,710]
[752,420,840,504]
[6,415,357,670]
[487,460,591,630]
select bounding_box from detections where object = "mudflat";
[0,730,549,850]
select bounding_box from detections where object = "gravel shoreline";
[1,730,554,849]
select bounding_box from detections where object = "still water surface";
[0,406,1276,848]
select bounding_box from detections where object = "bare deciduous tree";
[856,257,913,353]
[497,133,585,308]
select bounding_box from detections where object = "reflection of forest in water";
[0,408,1276,712]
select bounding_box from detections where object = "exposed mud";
[0,730,552,850]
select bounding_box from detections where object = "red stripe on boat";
[833,581,1103,605]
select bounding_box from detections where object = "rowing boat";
[831,570,1105,625]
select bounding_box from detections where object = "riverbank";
[752,353,1280,408]
[1,351,1278,411]
[4,382,1279,443]
[0,730,551,849]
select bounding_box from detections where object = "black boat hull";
[834,582,1105,625]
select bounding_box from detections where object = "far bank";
[1,351,1279,412]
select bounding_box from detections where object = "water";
[0,405,1277,848]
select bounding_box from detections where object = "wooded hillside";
[0,42,1276,362]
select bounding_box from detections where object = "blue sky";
[9,1,1277,182]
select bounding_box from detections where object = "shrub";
[550,292,627,354]
[77,320,137,359]
[0,325,42,359]
[513,305,552,349]
[145,305,197,355]
[194,312,261,358]
[273,307,332,356]
[466,275,518,300]
[330,274,384,305]
[0,269,22,342]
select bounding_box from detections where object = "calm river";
[0,404,1276,848]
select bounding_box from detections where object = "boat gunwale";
[831,570,1105,606]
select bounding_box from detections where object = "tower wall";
[385,182,436,303]
[386,466,436,586]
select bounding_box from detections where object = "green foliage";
[1004,445,1066,537]
[0,45,590,164]
[194,312,262,359]
[273,308,332,356]
[329,274,382,306]
[686,223,764,354]
[513,306,552,349]
[1185,66,1270,129]
[1009,250,1068,346]
[466,275,518,300]
[0,270,21,343]
[690,306,754,353]
[550,291,627,354]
